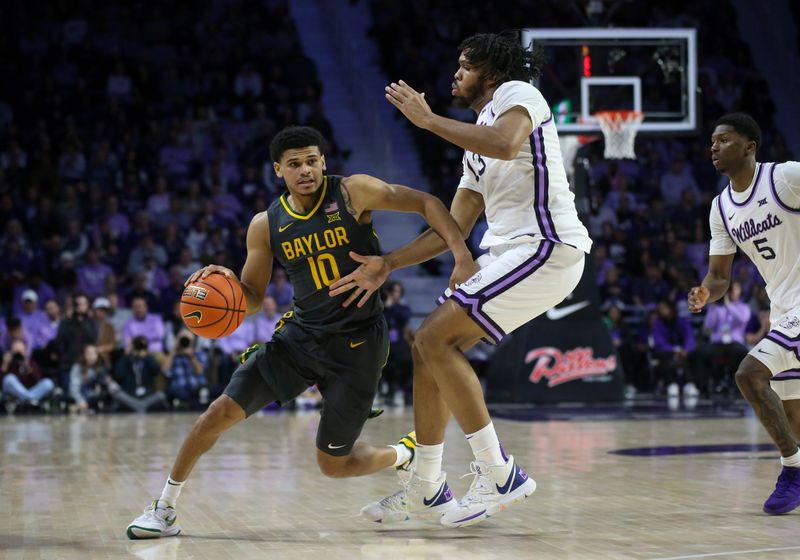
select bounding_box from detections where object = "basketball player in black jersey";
[127,126,477,539]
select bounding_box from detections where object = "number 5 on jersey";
[754,237,776,260]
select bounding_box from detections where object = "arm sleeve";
[651,322,672,352]
[773,162,800,207]
[708,196,737,255]
[492,81,549,129]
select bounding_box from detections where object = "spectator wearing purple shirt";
[141,256,170,297]
[1,317,34,357]
[146,176,171,217]
[250,295,280,343]
[699,282,751,393]
[209,182,243,226]
[127,234,168,275]
[0,237,32,281]
[12,270,56,314]
[122,296,166,354]
[38,299,62,350]
[11,273,56,315]
[267,267,294,313]
[77,248,114,299]
[175,248,202,282]
[121,271,158,311]
[632,264,672,308]
[651,299,701,399]
[104,196,131,240]
[215,319,256,387]
[18,290,52,350]
[159,131,193,178]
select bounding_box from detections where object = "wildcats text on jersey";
[730,213,783,244]
[280,226,350,261]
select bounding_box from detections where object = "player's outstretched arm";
[385,80,531,160]
[329,175,480,307]
[687,253,735,313]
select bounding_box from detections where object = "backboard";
[522,28,698,135]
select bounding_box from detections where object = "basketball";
[180,273,247,339]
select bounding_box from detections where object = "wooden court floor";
[3,406,800,560]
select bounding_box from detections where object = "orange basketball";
[180,273,247,339]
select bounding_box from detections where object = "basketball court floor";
[3,401,800,560]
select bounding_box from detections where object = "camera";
[132,336,149,352]
[10,352,25,362]
[178,335,192,349]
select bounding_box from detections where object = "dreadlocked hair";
[458,30,546,87]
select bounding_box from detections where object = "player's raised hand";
[687,285,710,313]
[329,252,391,308]
[385,80,433,129]
[186,265,235,286]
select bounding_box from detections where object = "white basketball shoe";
[441,455,536,528]
[361,471,457,523]
[127,500,181,539]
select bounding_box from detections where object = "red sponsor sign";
[526,346,617,387]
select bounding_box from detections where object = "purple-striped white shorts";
[438,240,585,344]
[753,309,800,399]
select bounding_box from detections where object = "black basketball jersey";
[267,175,383,333]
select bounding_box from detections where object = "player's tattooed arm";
[340,182,358,218]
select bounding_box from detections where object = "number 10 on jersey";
[307,254,341,289]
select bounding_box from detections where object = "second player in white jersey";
[459,80,592,253]
[689,113,800,516]
[710,161,800,324]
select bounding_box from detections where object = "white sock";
[390,443,413,468]
[416,443,444,481]
[467,422,505,467]
[159,477,184,507]
[781,448,800,467]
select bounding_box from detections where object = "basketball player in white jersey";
[688,113,800,514]
[330,31,592,527]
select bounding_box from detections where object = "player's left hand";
[328,252,391,308]
[385,80,433,129]
[449,257,480,291]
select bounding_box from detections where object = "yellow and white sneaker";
[396,431,417,472]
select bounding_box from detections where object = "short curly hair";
[458,30,546,86]
[715,113,761,152]
[269,126,327,163]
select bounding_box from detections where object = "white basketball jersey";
[457,81,592,254]
[710,161,800,322]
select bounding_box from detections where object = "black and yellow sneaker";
[396,431,417,472]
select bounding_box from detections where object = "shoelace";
[143,500,175,520]
[774,469,800,496]
[379,474,418,509]
[458,462,495,505]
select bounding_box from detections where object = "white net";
[595,110,644,159]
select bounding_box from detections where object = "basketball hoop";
[595,110,644,159]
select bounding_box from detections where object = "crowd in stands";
[368,0,796,399]
[1,1,797,412]
[0,0,341,413]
